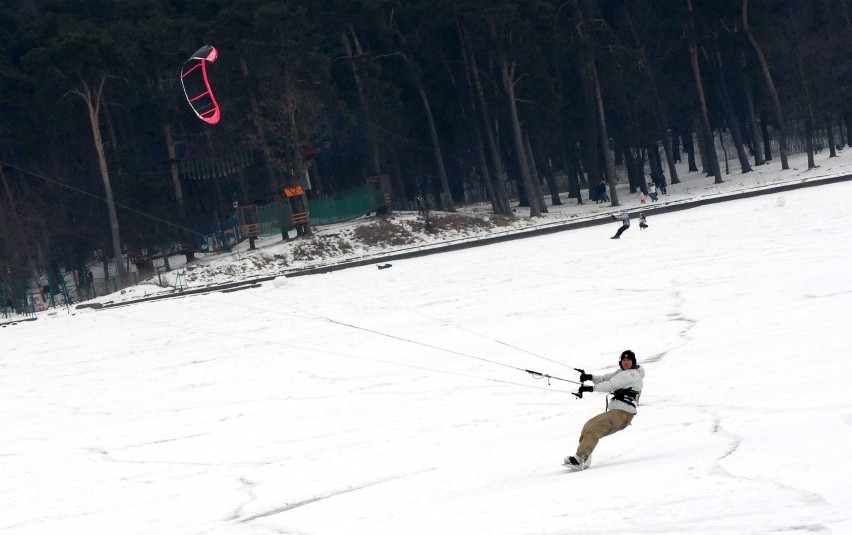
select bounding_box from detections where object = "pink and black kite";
[180,45,221,124]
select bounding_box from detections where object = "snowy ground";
[2,149,851,534]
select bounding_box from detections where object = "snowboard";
[562,455,591,471]
[562,461,589,472]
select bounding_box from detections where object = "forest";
[0,0,850,295]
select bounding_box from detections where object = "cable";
[99,305,573,394]
[1,161,204,238]
[318,276,578,372]
[201,291,583,388]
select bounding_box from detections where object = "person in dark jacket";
[596,181,609,204]
[564,350,645,470]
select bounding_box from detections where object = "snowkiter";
[565,350,644,470]
[611,211,630,239]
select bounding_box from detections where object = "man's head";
[619,350,636,370]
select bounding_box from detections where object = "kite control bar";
[524,369,582,387]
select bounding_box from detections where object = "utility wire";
[1,161,204,237]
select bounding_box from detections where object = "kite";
[180,45,221,124]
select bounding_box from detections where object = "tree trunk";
[623,4,679,184]
[500,53,542,217]
[283,71,312,235]
[739,50,765,166]
[804,118,816,169]
[571,0,618,206]
[473,124,500,213]
[162,123,185,217]
[760,112,774,161]
[786,0,817,169]
[388,21,455,213]
[649,143,667,188]
[459,20,512,216]
[743,0,789,169]
[456,20,506,215]
[566,143,584,203]
[415,84,455,212]
[683,124,699,172]
[712,42,752,173]
[718,129,730,174]
[578,78,604,200]
[687,0,723,183]
[76,78,127,281]
[826,115,837,158]
[623,145,643,192]
[694,116,710,175]
[342,27,382,176]
[591,56,618,206]
[672,122,682,164]
[163,122,195,262]
[525,132,555,208]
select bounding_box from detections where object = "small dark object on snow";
[377,263,393,270]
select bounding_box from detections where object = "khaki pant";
[576,409,634,458]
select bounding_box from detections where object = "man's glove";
[579,372,593,382]
[573,384,595,399]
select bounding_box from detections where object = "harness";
[607,388,641,410]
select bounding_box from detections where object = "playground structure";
[237,204,262,249]
[202,178,393,249]
[284,185,310,237]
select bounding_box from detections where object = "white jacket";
[592,366,645,414]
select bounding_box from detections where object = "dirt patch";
[428,213,514,233]
[352,218,419,247]
[286,213,518,262]
[291,235,355,262]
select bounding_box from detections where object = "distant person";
[611,210,630,239]
[648,182,658,202]
[639,213,648,229]
[565,350,645,470]
[596,182,609,204]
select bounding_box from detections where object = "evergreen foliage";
[1,0,849,287]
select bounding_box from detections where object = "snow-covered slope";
[77,148,852,301]
[2,169,850,533]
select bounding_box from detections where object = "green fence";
[310,186,381,225]
[250,185,382,236]
[0,186,387,319]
